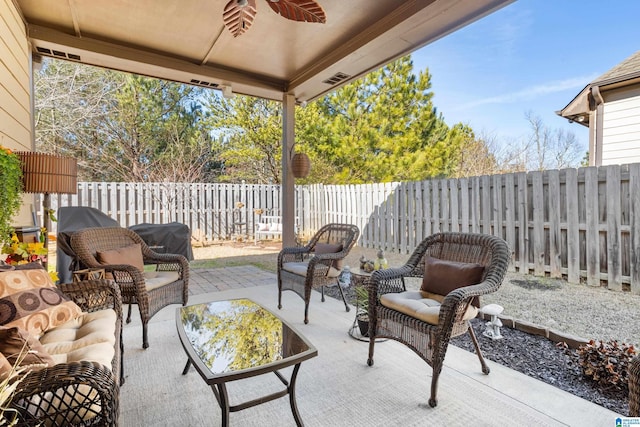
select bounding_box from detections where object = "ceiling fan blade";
[223,0,258,37]
[265,0,326,23]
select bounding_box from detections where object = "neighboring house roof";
[557,50,640,126]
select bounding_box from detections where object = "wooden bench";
[254,216,298,244]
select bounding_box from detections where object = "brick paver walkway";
[189,265,276,295]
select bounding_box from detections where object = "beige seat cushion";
[144,271,181,291]
[380,290,478,325]
[282,261,341,278]
[39,309,117,370]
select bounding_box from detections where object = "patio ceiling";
[15,0,514,102]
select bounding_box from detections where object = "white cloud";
[458,74,600,110]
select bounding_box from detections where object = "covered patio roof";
[17,0,513,103]
[14,0,515,245]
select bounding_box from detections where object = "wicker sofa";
[1,266,123,426]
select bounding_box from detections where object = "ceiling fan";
[223,0,326,37]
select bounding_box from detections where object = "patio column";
[281,93,296,246]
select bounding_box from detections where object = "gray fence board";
[46,163,640,292]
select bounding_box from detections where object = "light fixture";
[289,143,311,179]
[17,152,78,268]
[237,0,248,6]
[222,85,235,99]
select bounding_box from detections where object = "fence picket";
[565,169,580,283]
[606,165,622,291]
[548,170,562,278]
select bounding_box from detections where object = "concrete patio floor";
[169,265,624,426]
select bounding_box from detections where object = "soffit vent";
[322,72,351,85]
[35,47,81,61]
[190,79,219,88]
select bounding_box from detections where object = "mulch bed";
[451,319,629,416]
[324,284,630,416]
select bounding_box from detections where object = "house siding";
[601,85,640,165]
[1,0,36,226]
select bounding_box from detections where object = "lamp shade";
[291,152,311,179]
[17,152,78,194]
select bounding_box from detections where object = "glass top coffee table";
[176,298,318,426]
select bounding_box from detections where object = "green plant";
[568,339,637,391]
[0,147,22,248]
[354,285,369,315]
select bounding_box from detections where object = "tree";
[313,56,466,183]
[451,128,499,178]
[35,59,216,182]
[205,96,284,184]
[517,111,585,171]
[34,58,122,178]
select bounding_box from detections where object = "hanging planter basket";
[291,152,311,178]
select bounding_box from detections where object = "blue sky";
[412,0,640,151]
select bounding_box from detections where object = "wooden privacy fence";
[49,163,640,293]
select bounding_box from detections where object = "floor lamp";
[17,152,78,269]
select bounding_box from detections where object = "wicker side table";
[348,270,372,342]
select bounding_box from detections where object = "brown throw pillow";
[314,242,344,270]
[421,256,484,306]
[0,269,83,336]
[0,352,12,382]
[97,243,145,272]
[0,326,55,376]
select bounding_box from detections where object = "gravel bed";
[325,272,639,416]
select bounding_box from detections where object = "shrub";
[567,339,637,391]
[0,147,23,247]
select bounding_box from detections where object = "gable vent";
[323,72,351,85]
[190,79,219,88]
[36,47,82,62]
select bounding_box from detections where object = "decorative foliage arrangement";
[0,147,23,247]
[1,231,58,283]
[0,345,31,426]
[562,339,637,391]
[2,232,47,265]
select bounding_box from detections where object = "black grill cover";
[56,207,193,284]
[129,223,193,261]
[56,206,120,284]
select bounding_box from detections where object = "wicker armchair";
[278,223,360,324]
[631,354,640,416]
[11,279,123,426]
[366,232,510,407]
[70,227,189,349]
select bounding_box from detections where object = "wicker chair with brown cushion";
[70,227,189,349]
[366,232,510,407]
[631,354,640,416]
[278,223,360,324]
